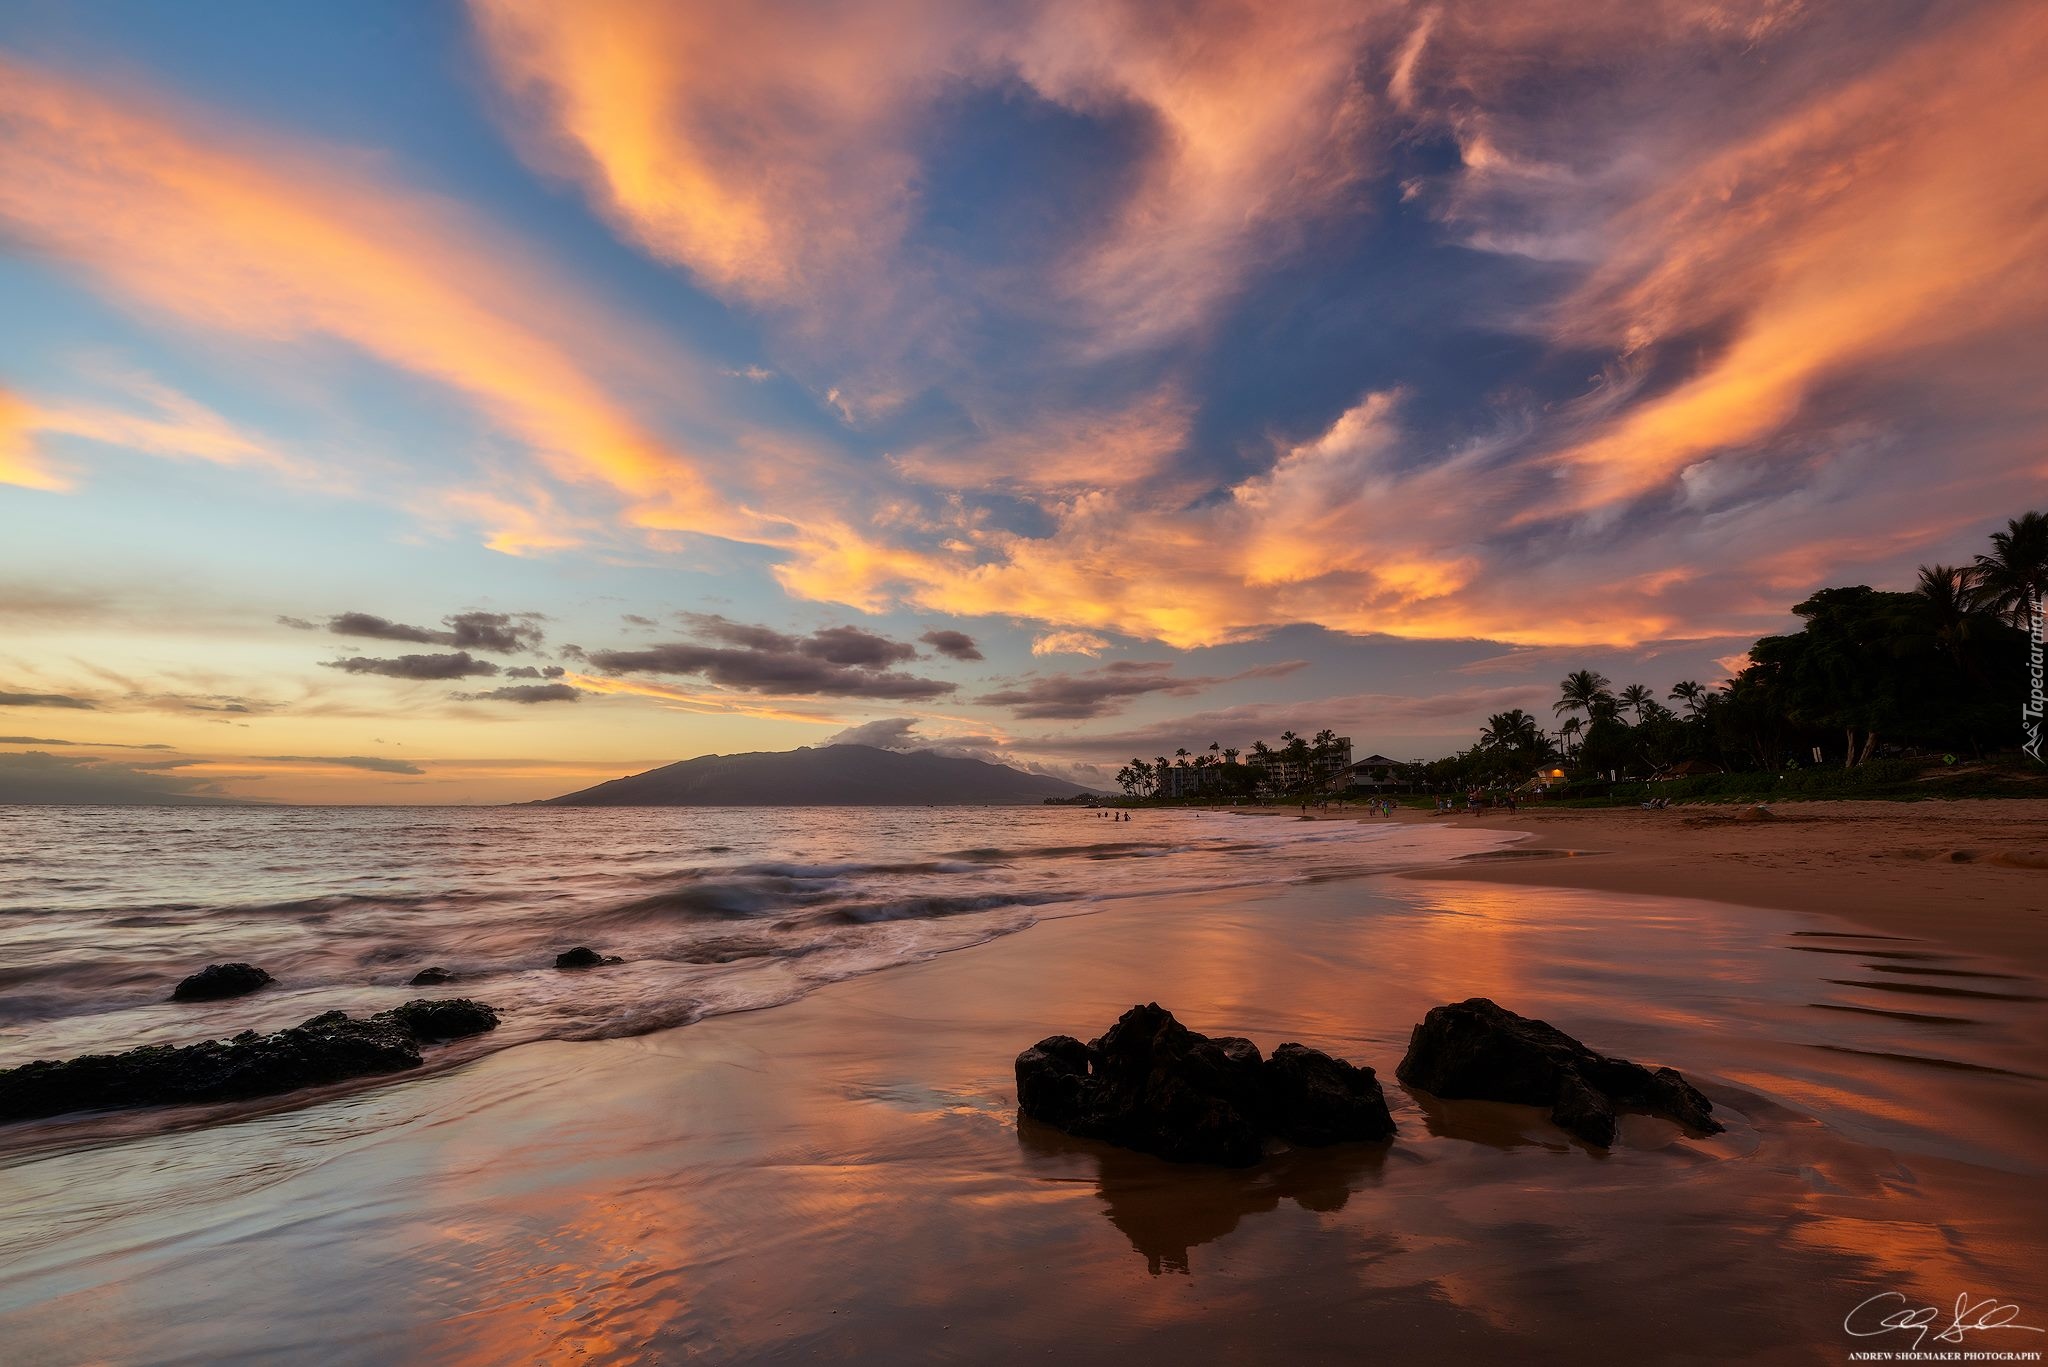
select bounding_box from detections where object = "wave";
[822,891,1058,924]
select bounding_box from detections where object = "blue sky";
[3,0,2044,801]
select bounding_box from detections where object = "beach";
[2,803,2045,1364]
[1387,798,2048,972]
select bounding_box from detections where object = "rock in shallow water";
[0,998,500,1123]
[554,946,621,969]
[1015,1003,1394,1167]
[408,966,454,986]
[1395,997,1722,1147]
[170,962,273,1002]
[381,997,499,1042]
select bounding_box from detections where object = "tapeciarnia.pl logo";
[2027,589,2044,765]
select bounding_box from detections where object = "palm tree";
[1479,710,1542,751]
[1557,716,1584,755]
[1280,733,1312,790]
[1174,747,1191,769]
[1972,511,2048,629]
[1222,746,1239,766]
[1669,680,1707,717]
[1554,670,1614,726]
[1618,683,1655,721]
[1916,562,1992,671]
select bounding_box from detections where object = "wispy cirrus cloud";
[0,375,284,492]
[0,54,797,548]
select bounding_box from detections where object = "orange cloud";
[470,0,1384,359]
[889,387,1193,492]
[1531,2,2048,515]
[0,387,67,491]
[0,56,757,543]
[0,374,289,492]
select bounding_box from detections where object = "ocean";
[0,804,1499,1075]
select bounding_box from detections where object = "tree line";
[1428,512,2048,790]
[1114,729,1347,799]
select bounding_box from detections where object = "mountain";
[536,744,1093,806]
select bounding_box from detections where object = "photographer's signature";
[1844,1291,2043,1350]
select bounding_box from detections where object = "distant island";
[536,743,1093,806]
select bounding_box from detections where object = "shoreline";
[5,851,2044,1363]
[1216,799,2048,974]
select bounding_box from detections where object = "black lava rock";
[553,946,620,969]
[379,998,499,1042]
[1263,1042,1396,1146]
[0,1000,502,1124]
[408,966,454,986]
[1015,1003,1394,1167]
[170,962,273,1002]
[1395,997,1722,1147]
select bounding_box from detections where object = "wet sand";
[3,844,2045,1365]
[1374,797,2048,973]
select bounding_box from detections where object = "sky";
[2,0,2045,804]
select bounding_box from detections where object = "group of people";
[1094,810,1133,822]
[1433,791,1518,815]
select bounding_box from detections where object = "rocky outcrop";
[408,966,453,986]
[0,999,499,1123]
[554,947,621,969]
[1015,1003,1394,1167]
[170,962,273,1001]
[1396,997,1721,1147]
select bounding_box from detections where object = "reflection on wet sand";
[1016,1116,1390,1274]
[2,872,2045,1364]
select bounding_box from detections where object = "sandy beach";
[1384,798,2048,973]
[3,808,2045,1364]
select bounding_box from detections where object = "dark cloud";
[326,611,442,645]
[589,616,951,699]
[0,690,96,709]
[0,751,242,805]
[978,660,1307,720]
[801,625,918,668]
[674,614,919,668]
[588,643,955,700]
[322,652,502,680]
[0,735,174,749]
[677,612,801,653]
[260,754,426,775]
[919,629,984,661]
[316,610,544,653]
[176,697,259,713]
[455,683,583,704]
[444,611,544,653]
[503,665,567,679]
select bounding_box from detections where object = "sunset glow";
[4,0,2044,802]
